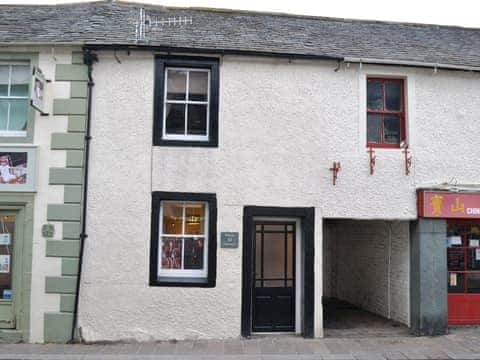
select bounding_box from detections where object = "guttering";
[0,42,85,46]
[344,56,480,73]
[83,45,480,72]
[71,48,98,342]
[83,43,343,61]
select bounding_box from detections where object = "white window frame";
[0,62,30,138]
[158,200,209,278]
[162,67,211,142]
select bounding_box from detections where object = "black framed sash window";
[150,192,217,287]
[154,56,219,147]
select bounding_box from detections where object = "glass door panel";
[0,213,16,329]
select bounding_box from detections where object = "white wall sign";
[30,66,47,115]
[0,233,11,245]
[0,146,37,192]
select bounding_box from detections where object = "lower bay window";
[150,192,217,287]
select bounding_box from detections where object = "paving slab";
[3,328,480,360]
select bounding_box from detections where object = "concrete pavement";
[2,327,480,360]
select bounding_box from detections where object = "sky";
[1,0,480,28]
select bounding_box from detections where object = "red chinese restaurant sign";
[418,190,480,219]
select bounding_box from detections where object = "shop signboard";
[30,66,47,115]
[418,190,480,219]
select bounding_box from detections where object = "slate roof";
[1,1,480,69]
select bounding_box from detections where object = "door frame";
[0,193,34,342]
[0,210,22,329]
[242,206,315,338]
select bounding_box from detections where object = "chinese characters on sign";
[418,191,480,219]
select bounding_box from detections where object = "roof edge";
[115,0,480,31]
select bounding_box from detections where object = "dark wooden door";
[252,222,295,332]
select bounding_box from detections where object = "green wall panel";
[47,204,81,222]
[71,52,84,65]
[44,312,73,343]
[70,82,88,98]
[53,98,87,115]
[55,64,88,81]
[51,133,84,150]
[68,115,86,132]
[45,276,77,294]
[59,295,76,313]
[64,185,82,204]
[49,168,83,185]
[66,151,84,168]
[62,258,79,276]
[63,222,80,240]
[46,240,80,258]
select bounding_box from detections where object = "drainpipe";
[71,48,98,342]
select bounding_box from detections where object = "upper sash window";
[154,57,219,147]
[366,77,406,148]
[0,64,30,137]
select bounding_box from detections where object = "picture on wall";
[0,147,36,192]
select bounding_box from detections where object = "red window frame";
[366,77,406,148]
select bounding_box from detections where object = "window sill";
[150,276,216,288]
[366,143,401,149]
[154,138,218,148]
[0,132,27,137]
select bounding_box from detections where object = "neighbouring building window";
[0,64,30,137]
[154,57,219,147]
[366,77,406,148]
[150,192,217,287]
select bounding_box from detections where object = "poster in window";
[30,66,47,115]
[450,273,457,287]
[0,233,10,245]
[184,238,204,270]
[0,147,36,192]
[448,236,462,246]
[0,254,10,273]
[161,238,182,269]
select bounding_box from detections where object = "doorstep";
[0,329,23,344]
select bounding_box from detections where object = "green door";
[0,212,19,329]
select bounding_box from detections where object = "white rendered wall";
[324,220,410,325]
[79,51,480,341]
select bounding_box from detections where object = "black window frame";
[153,56,219,147]
[150,191,217,287]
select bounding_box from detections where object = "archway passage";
[323,220,410,337]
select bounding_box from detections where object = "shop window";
[366,77,406,148]
[447,221,480,294]
[0,64,30,137]
[150,192,217,287]
[153,57,219,147]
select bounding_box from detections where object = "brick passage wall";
[324,220,410,326]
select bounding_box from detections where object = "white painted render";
[79,51,480,341]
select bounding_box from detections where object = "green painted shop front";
[0,194,34,342]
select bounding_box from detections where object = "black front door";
[252,222,295,332]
